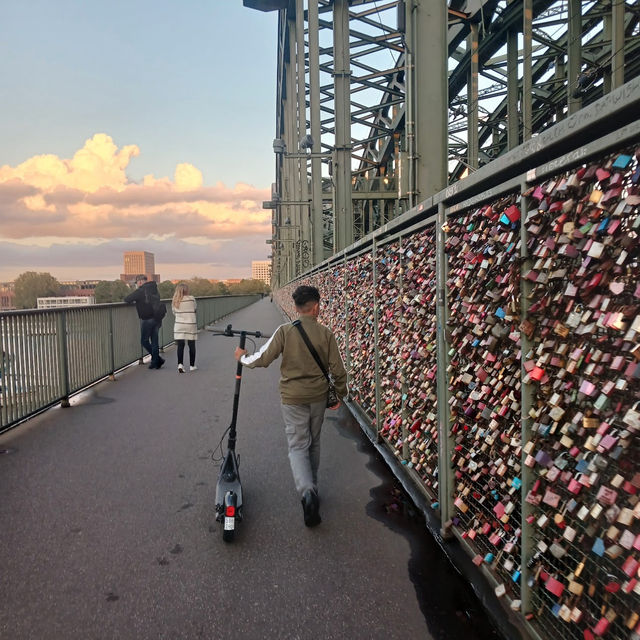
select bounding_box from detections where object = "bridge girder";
[253,0,640,287]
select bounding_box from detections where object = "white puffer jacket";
[172,296,198,341]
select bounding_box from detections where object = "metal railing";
[0,294,261,433]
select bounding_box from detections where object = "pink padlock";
[622,555,639,578]
[598,434,618,452]
[579,379,596,396]
[593,617,609,636]
[568,478,582,494]
[596,485,618,506]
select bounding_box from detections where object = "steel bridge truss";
[246,0,640,287]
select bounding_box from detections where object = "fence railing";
[0,294,261,433]
[275,80,640,640]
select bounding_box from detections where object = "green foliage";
[214,281,230,296]
[94,280,133,303]
[174,278,269,298]
[227,279,270,295]
[93,281,112,304]
[158,280,176,299]
[112,279,133,301]
[13,271,61,309]
[186,277,218,297]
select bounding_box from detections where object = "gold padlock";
[568,580,583,596]
[605,608,617,623]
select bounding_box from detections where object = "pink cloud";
[0,134,273,280]
[0,134,271,238]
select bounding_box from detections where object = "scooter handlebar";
[207,324,271,339]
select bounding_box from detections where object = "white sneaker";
[178,364,185,373]
[190,365,198,372]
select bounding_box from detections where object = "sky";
[0,1,278,282]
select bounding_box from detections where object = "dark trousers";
[140,319,160,364]
[176,339,196,366]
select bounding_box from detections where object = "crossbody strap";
[292,320,331,382]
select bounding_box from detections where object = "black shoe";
[301,489,321,527]
[157,357,165,369]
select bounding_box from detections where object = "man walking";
[234,285,347,527]
[124,274,165,369]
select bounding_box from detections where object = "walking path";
[0,298,506,640]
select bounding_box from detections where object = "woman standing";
[172,283,198,372]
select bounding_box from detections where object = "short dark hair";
[292,285,320,308]
[135,274,147,283]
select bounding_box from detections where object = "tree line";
[10,272,270,310]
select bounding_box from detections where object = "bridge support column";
[295,0,310,271]
[308,0,324,266]
[611,0,625,90]
[332,0,353,252]
[567,0,582,114]
[522,0,533,141]
[467,22,479,170]
[411,0,447,200]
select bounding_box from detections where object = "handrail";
[0,294,261,433]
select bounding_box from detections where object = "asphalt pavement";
[0,298,503,640]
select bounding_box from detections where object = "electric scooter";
[209,323,270,542]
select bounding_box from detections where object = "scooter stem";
[227,331,247,451]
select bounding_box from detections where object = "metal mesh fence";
[273,138,640,640]
[522,145,640,640]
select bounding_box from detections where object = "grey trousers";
[281,401,326,496]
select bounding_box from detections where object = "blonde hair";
[172,282,189,308]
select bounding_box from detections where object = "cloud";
[0,179,39,203]
[0,134,272,280]
[175,163,203,191]
[0,134,140,192]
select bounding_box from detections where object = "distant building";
[60,280,100,297]
[120,251,159,285]
[0,283,15,311]
[251,260,271,285]
[37,297,95,309]
[224,279,242,286]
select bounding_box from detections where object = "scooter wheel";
[223,528,235,543]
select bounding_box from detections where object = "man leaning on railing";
[124,275,166,370]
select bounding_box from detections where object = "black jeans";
[140,318,160,364]
[176,339,196,366]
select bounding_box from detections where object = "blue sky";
[0,1,278,281]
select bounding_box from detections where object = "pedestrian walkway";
[0,298,505,640]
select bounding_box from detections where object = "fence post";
[372,238,382,440]
[398,236,410,464]
[108,307,116,381]
[343,254,351,377]
[436,201,453,536]
[56,312,71,408]
[519,177,534,616]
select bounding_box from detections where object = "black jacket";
[124,281,159,320]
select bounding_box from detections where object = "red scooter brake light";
[225,505,236,517]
